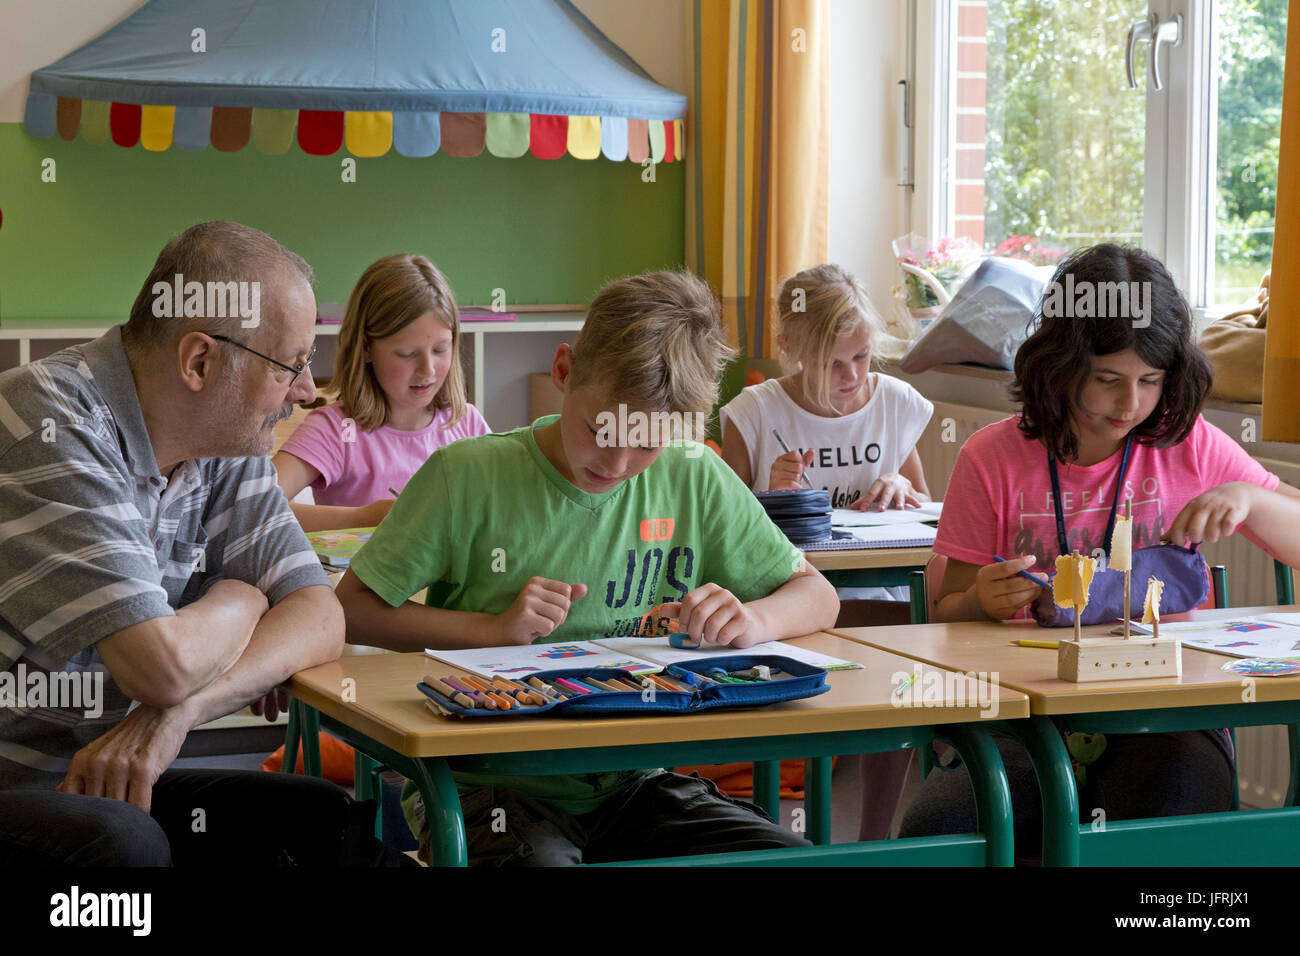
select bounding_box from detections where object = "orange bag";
[262,732,356,785]
[676,758,836,799]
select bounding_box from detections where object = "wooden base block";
[1057,635,1182,682]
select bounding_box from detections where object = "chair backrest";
[1277,560,1296,605]
[909,552,948,624]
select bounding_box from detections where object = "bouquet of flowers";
[892,233,982,309]
[992,234,1065,267]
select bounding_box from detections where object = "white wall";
[828,0,910,316]
[0,0,147,123]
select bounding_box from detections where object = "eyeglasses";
[211,334,315,387]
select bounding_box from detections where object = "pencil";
[772,429,814,490]
[554,678,591,695]
[993,555,1050,587]
[1009,639,1059,649]
[422,676,476,709]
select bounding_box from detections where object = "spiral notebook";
[798,521,938,551]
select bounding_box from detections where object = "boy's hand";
[495,578,588,645]
[769,449,814,491]
[660,584,763,649]
[974,555,1044,620]
[359,497,396,528]
[1164,482,1256,547]
[248,685,290,722]
[852,473,922,511]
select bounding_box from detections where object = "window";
[920,0,1286,310]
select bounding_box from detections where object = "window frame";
[915,0,1236,320]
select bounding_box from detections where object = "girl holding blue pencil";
[899,243,1300,853]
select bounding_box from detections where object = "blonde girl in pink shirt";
[897,243,1300,854]
[274,255,489,532]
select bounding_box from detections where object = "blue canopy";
[24,0,686,161]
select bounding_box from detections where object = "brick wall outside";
[953,0,987,246]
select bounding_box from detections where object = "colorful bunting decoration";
[23,95,684,163]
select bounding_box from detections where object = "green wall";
[0,123,684,321]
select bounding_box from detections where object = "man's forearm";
[175,585,344,729]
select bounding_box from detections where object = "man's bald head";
[122,221,314,356]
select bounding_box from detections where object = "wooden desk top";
[805,546,932,572]
[288,632,1028,758]
[833,605,1300,715]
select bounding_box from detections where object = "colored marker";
[994,555,1050,588]
[1010,639,1059,649]
[493,677,543,705]
[527,676,563,699]
[666,666,710,689]
[423,676,476,709]
[772,429,814,489]
[650,674,689,692]
[893,671,920,697]
[554,678,592,695]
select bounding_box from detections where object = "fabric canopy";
[23,0,686,162]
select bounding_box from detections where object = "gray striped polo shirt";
[0,326,329,789]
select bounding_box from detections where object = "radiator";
[919,404,1297,809]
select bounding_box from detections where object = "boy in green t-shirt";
[337,270,839,865]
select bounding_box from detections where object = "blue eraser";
[668,633,701,649]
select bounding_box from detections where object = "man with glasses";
[0,221,405,866]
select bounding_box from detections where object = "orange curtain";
[687,0,830,359]
[1263,0,1300,440]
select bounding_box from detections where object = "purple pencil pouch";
[1031,543,1209,628]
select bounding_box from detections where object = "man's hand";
[494,578,588,645]
[661,584,764,649]
[248,685,290,722]
[852,473,923,511]
[56,703,194,814]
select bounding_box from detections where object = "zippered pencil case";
[417,655,829,718]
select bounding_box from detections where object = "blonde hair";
[776,264,886,413]
[570,271,734,430]
[328,254,466,432]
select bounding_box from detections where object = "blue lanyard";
[1047,436,1133,558]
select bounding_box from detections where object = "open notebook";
[425,636,860,680]
[800,521,938,551]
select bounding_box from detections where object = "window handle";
[1126,14,1154,89]
[1150,13,1183,93]
[1127,12,1183,92]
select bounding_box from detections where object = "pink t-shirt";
[278,401,490,506]
[936,415,1279,578]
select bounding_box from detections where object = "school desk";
[284,632,1028,866]
[833,605,1300,865]
[805,546,932,589]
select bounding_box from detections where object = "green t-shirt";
[351,416,803,815]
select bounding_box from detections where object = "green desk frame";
[823,565,925,590]
[1003,701,1300,865]
[283,700,1015,867]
